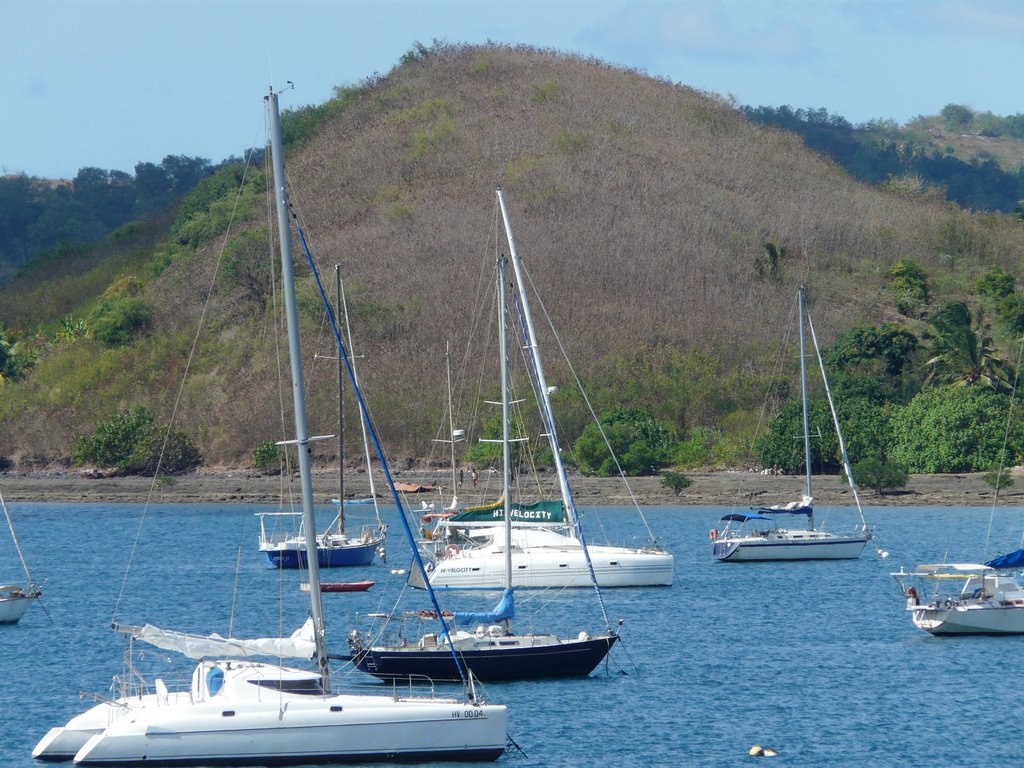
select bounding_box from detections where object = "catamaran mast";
[266,86,331,688]
[798,286,814,531]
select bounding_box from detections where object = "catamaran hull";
[911,604,1024,635]
[351,634,617,682]
[712,534,871,561]
[45,697,505,766]
[420,548,673,589]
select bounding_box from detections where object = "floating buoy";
[749,745,778,757]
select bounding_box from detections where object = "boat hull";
[71,697,506,766]
[912,604,1024,635]
[262,538,381,569]
[0,585,40,624]
[712,530,871,561]
[351,634,618,682]
[36,662,507,766]
[421,546,673,589]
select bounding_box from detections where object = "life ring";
[445,544,460,558]
[708,528,718,542]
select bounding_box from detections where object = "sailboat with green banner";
[411,190,673,590]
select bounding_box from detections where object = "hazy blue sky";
[4,0,1020,179]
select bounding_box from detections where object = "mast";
[446,342,458,506]
[798,286,814,531]
[335,265,345,536]
[266,87,331,688]
[496,189,574,526]
[497,254,513,590]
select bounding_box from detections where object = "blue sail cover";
[985,549,1024,569]
[452,588,515,628]
[755,505,813,516]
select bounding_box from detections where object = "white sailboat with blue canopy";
[33,85,506,766]
[712,287,874,561]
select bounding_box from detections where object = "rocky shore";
[1,467,1020,506]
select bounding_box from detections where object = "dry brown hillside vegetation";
[3,44,1024,469]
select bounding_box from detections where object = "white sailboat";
[711,287,874,561]
[414,189,673,590]
[0,487,41,624]
[32,86,506,766]
[892,560,1024,635]
[347,246,617,681]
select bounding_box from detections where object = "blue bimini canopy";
[453,588,515,628]
[720,512,771,523]
[985,548,1024,570]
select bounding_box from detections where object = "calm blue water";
[3,501,1024,767]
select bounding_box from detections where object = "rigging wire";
[111,116,265,628]
[982,329,1024,561]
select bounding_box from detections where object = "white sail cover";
[116,617,316,660]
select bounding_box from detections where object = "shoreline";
[1,468,1020,506]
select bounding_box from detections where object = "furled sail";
[113,617,316,660]
[452,588,515,627]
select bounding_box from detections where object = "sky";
[4,0,1021,180]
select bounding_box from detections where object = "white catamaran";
[711,287,874,561]
[33,86,506,766]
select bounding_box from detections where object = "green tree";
[983,467,1015,492]
[73,406,201,475]
[252,441,282,474]
[661,470,693,495]
[73,406,156,468]
[125,425,202,475]
[573,407,675,476]
[941,104,975,131]
[997,294,1024,336]
[890,387,1024,473]
[976,266,1015,300]
[90,297,154,348]
[853,456,909,495]
[923,301,1014,392]
[887,258,929,316]
[823,324,919,380]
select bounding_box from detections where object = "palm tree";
[923,301,1015,392]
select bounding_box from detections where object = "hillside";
[3,44,1024,470]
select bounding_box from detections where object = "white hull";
[713,528,872,561]
[35,660,506,765]
[0,585,40,624]
[911,602,1024,635]
[422,542,673,589]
